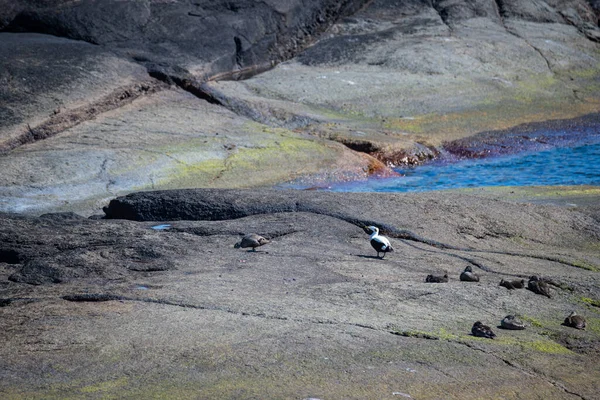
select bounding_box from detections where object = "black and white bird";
[365,226,394,259]
[234,233,270,251]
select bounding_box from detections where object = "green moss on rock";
[581,297,600,308]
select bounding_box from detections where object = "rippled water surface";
[326,141,600,193]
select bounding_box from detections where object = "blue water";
[151,224,172,230]
[326,141,600,193]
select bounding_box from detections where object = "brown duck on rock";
[499,279,525,290]
[425,273,448,283]
[471,321,496,339]
[563,311,586,330]
[527,275,552,298]
[234,233,270,251]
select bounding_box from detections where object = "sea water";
[326,141,600,193]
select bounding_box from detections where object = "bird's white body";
[366,226,394,258]
[369,229,391,249]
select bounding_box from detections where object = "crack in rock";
[59,293,390,332]
[503,25,554,74]
[2,80,163,153]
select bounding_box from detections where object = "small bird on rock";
[499,279,525,290]
[472,321,496,339]
[460,266,480,282]
[425,273,448,283]
[234,233,270,251]
[365,226,394,259]
[500,315,526,330]
[563,311,586,330]
[527,275,552,298]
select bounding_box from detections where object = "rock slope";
[1,189,600,398]
[1,0,599,214]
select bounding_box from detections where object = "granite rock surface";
[1,0,599,214]
[1,188,600,398]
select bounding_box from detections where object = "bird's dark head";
[464,265,473,272]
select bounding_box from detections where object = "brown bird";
[527,275,552,298]
[425,273,448,283]
[460,266,480,282]
[563,311,586,330]
[499,279,525,290]
[500,315,526,330]
[471,321,496,339]
[234,233,270,251]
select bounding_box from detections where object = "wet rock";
[443,113,600,160]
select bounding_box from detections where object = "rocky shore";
[1,188,600,399]
[1,1,600,398]
[1,0,600,215]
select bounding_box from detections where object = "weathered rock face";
[0,32,157,151]
[1,189,600,398]
[1,0,600,215]
[0,0,368,79]
[1,212,179,285]
[0,0,369,152]
[101,188,600,250]
[204,0,600,174]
